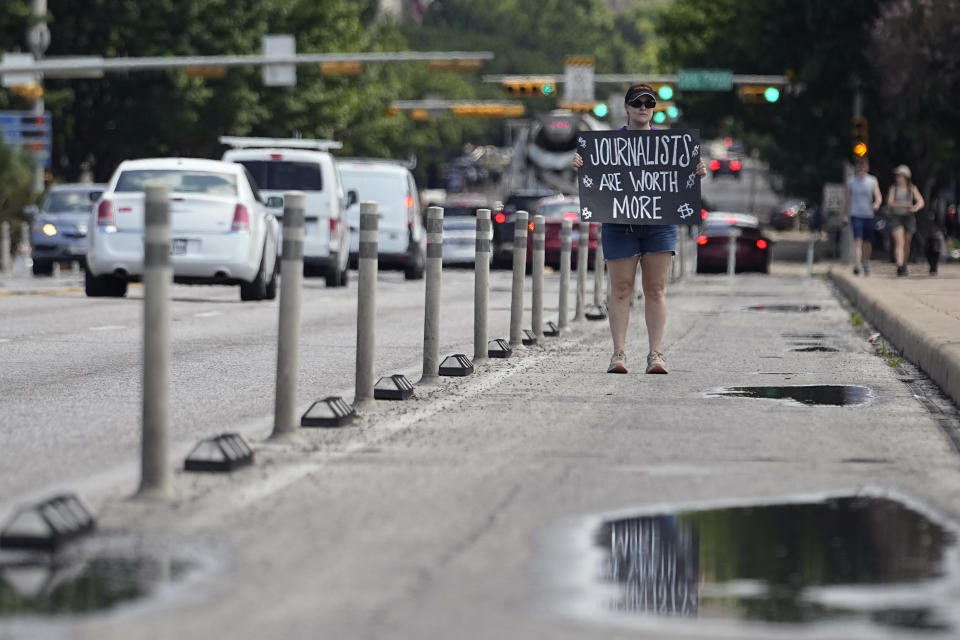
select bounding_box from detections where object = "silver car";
[86,157,280,300]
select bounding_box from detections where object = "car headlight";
[42,222,58,236]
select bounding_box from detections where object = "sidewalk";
[829,258,960,409]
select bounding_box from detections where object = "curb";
[830,267,960,409]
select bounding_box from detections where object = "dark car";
[27,183,105,276]
[493,188,557,267]
[769,199,807,231]
[434,192,493,266]
[709,156,742,179]
[696,212,773,274]
[524,195,598,268]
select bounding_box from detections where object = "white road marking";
[194,311,221,318]
[89,325,126,331]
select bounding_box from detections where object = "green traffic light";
[653,112,667,124]
[541,83,555,96]
[666,105,679,119]
[592,103,608,118]
[657,85,674,101]
[764,87,780,103]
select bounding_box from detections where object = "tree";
[657,0,887,203]
[867,0,960,197]
[0,143,34,252]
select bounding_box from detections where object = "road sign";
[563,56,594,103]
[0,110,52,168]
[822,183,845,214]
[1,53,37,87]
[677,69,733,91]
[262,34,296,87]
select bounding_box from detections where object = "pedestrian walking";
[886,164,925,276]
[572,83,706,375]
[842,157,882,276]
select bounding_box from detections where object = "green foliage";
[874,339,904,368]
[0,142,34,237]
[850,310,864,327]
[657,0,886,203]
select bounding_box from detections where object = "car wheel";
[404,247,425,280]
[84,266,127,297]
[240,251,268,301]
[31,259,52,276]
[264,260,279,300]
[338,267,349,287]
[325,263,347,288]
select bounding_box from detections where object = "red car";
[696,212,773,273]
[525,195,598,268]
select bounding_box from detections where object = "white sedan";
[86,158,280,301]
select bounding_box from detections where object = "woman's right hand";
[572,152,583,171]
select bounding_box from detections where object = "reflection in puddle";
[748,304,821,312]
[706,384,869,406]
[597,497,956,631]
[0,554,193,615]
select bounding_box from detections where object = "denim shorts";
[601,223,677,261]
[850,216,874,241]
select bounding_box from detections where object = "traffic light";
[737,85,780,103]
[851,115,869,158]
[653,83,674,101]
[558,100,603,114]
[652,101,678,124]
[451,102,525,118]
[9,82,43,101]
[502,77,556,97]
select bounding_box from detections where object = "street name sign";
[576,129,702,226]
[677,68,733,91]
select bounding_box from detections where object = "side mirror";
[346,190,358,208]
[23,204,39,218]
[266,195,284,209]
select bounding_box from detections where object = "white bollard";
[474,208,491,362]
[531,214,545,344]
[509,211,529,347]
[419,206,443,384]
[354,202,379,409]
[558,219,572,330]
[271,192,305,439]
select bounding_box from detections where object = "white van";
[220,137,353,287]
[337,158,425,280]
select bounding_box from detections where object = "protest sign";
[576,129,701,225]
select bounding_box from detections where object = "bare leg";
[853,237,863,266]
[862,236,872,262]
[640,252,672,353]
[892,227,905,266]
[606,255,640,353]
[905,230,914,263]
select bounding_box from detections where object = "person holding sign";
[573,83,706,375]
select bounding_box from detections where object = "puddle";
[0,554,193,616]
[596,496,957,632]
[792,346,840,353]
[705,384,869,406]
[747,304,821,312]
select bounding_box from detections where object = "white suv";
[221,137,352,287]
[337,158,425,280]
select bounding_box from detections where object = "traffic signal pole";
[28,0,49,195]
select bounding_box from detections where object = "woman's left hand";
[696,159,707,178]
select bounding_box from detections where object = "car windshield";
[238,161,323,191]
[340,169,406,215]
[537,202,580,220]
[44,191,99,213]
[115,170,238,196]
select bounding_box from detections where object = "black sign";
[576,129,701,226]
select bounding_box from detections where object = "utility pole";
[28,0,50,195]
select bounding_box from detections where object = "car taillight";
[730,160,741,171]
[96,199,115,227]
[701,208,708,220]
[947,205,956,221]
[756,239,768,249]
[231,204,250,232]
[709,160,720,171]
[697,235,708,245]
[494,212,506,224]
[528,221,534,231]
[406,195,415,231]
[563,212,578,221]
[330,218,338,235]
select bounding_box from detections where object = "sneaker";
[897,265,908,277]
[853,265,860,276]
[646,351,668,374]
[862,262,870,276]
[607,350,627,374]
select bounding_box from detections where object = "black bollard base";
[544,321,560,337]
[439,354,474,376]
[522,329,538,345]
[301,396,357,427]
[374,374,415,400]
[184,433,255,472]
[488,338,513,358]
[585,304,608,320]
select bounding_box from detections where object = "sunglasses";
[629,98,656,109]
